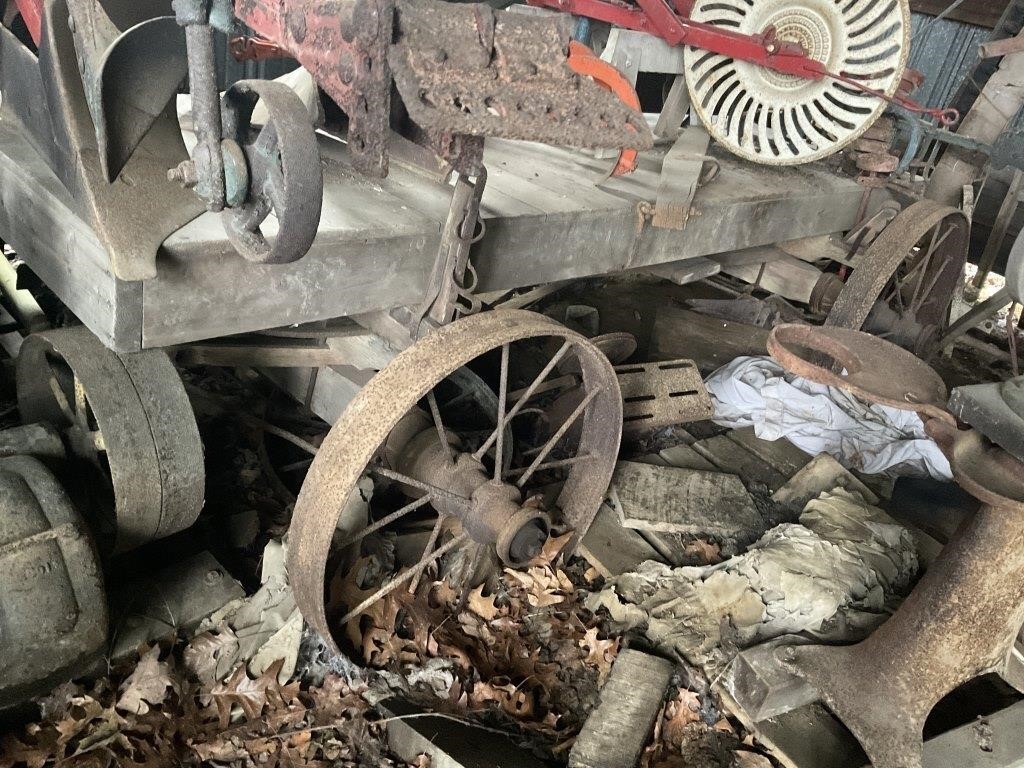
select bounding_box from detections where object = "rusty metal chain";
[408,170,488,338]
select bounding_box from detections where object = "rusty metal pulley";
[825,200,970,357]
[287,310,623,652]
[17,326,204,554]
[220,80,324,265]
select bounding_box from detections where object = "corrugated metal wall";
[908,12,992,109]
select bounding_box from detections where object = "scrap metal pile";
[4,0,1024,767]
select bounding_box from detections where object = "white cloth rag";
[705,356,952,480]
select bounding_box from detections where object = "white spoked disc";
[683,0,910,165]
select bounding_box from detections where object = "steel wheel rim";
[17,326,204,553]
[826,200,970,357]
[287,310,623,652]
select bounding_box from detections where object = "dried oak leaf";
[0,734,51,768]
[578,627,619,684]
[529,531,574,568]
[183,627,241,686]
[733,752,774,768]
[661,689,703,750]
[466,585,500,621]
[682,539,722,565]
[207,658,291,729]
[116,646,175,715]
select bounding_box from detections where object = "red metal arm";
[528,0,960,125]
[12,0,42,44]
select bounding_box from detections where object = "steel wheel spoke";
[409,514,446,594]
[517,387,601,488]
[47,375,75,423]
[504,453,591,481]
[426,390,453,465]
[338,494,434,548]
[494,343,509,481]
[910,244,953,316]
[371,467,472,513]
[73,375,89,430]
[474,340,573,461]
[338,532,470,626]
[908,225,953,313]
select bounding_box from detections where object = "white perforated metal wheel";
[684,0,910,165]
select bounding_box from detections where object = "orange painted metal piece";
[566,40,642,177]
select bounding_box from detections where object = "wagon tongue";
[389,0,653,151]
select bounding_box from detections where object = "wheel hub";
[391,421,551,565]
[761,7,833,90]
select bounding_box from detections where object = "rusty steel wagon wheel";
[825,200,969,357]
[17,326,204,554]
[287,310,623,651]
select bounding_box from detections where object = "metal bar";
[503,453,591,480]
[338,494,434,548]
[337,532,469,625]
[517,387,601,488]
[494,343,509,481]
[426,390,454,465]
[972,169,1024,295]
[940,287,1013,348]
[372,467,473,513]
[409,514,445,593]
[473,341,574,461]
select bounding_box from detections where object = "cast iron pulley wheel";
[684,0,910,165]
[287,310,623,652]
[17,326,204,554]
[221,79,323,265]
[825,200,970,357]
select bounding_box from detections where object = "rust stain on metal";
[388,0,652,150]
[767,323,951,422]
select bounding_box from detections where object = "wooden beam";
[911,0,1009,30]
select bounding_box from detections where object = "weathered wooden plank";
[569,650,676,768]
[693,435,789,492]
[611,460,761,538]
[650,306,770,375]
[579,503,664,577]
[728,427,813,479]
[0,121,141,351]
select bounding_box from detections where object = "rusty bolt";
[167,160,199,188]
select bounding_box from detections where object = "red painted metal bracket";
[12,0,42,44]
[528,0,959,125]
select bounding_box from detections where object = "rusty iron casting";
[220,80,324,264]
[766,323,949,421]
[287,310,623,652]
[0,3,204,281]
[235,0,394,178]
[0,455,107,711]
[824,200,970,358]
[389,0,651,154]
[767,324,1024,768]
